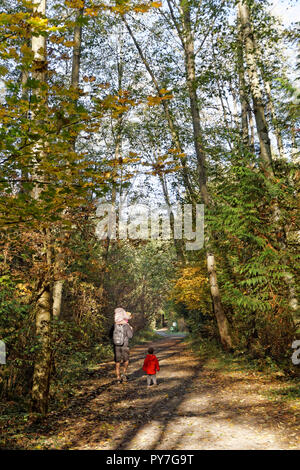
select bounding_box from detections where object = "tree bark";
[30,0,53,415]
[236,27,250,147]
[31,286,52,415]
[207,254,233,350]
[159,173,186,265]
[264,79,284,158]
[176,0,232,349]
[52,279,64,319]
[237,0,274,175]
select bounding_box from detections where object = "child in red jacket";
[143,347,160,386]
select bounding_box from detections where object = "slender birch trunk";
[29,0,53,415]
[253,40,285,159]
[237,0,274,175]
[264,79,284,158]
[211,43,233,150]
[159,173,186,265]
[248,108,255,151]
[236,28,250,147]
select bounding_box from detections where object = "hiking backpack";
[113,324,125,346]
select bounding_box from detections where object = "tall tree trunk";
[122,18,187,263]
[291,124,298,163]
[236,28,250,148]
[124,4,232,349]
[178,0,209,206]
[159,173,186,265]
[52,279,64,319]
[248,108,255,151]
[52,7,84,319]
[31,285,52,415]
[207,254,233,349]
[176,0,232,349]
[253,40,285,159]
[211,43,233,150]
[122,16,195,203]
[264,80,284,158]
[30,0,53,415]
[237,0,274,175]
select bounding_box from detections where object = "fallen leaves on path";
[1,336,299,450]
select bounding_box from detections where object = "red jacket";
[143,354,160,375]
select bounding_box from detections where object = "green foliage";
[207,156,298,360]
[0,0,298,417]
[0,275,33,399]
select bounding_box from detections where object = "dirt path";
[13,335,300,450]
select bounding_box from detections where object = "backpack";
[113,324,125,346]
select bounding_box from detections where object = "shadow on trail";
[59,337,203,450]
[16,335,299,450]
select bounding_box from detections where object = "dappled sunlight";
[16,336,299,450]
[123,420,163,450]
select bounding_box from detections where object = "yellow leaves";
[146,91,173,107]
[49,35,65,44]
[27,16,49,31]
[97,91,137,119]
[151,1,162,7]
[20,44,32,56]
[17,283,31,297]
[6,47,19,60]
[83,76,96,83]
[159,88,170,94]
[0,11,28,26]
[97,82,110,89]
[171,266,209,311]
[65,0,85,8]
[147,95,162,106]
[167,148,186,160]
[109,0,161,15]
[133,4,152,13]
[84,8,99,17]
[133,1,162,13]
[63,40,75,48]
[0,65,8,76]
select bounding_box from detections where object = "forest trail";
[15,335,300,450]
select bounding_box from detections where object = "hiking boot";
[121,374,128,382]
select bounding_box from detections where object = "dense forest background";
[0,0,299,417]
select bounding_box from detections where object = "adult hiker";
[113,307,133,384]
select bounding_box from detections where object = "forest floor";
[1,331,300,450]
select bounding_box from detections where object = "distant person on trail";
[113,308,133,384]
[143,347,160,387]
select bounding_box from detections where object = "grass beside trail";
[185,334,300,405]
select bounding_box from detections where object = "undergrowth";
[185,334,300,403]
